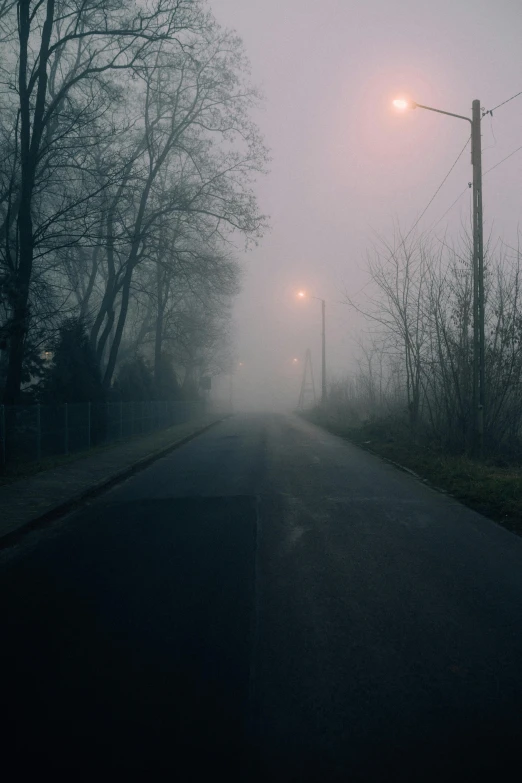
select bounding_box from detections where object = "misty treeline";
[335,230,522,458]
[0,0,267,404]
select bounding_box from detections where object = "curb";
[362,447,447,493]
[335,439,451,496]
[0,417,227,548]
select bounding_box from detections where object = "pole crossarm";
[414,103,473,125]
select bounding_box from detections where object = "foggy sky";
[215,0,522,409]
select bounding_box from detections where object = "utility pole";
[298,348,317,410]
[321,298,327,405]
[297,291,327,406]
[394,97,485,456]
[471,99,485,457]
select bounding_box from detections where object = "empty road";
[2,413,522,779]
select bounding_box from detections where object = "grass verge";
[302,409,522,538]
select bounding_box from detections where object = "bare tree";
[345,230,431,438]
[2,0,197,402]
[87,20,267,389]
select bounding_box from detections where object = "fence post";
[64,403,69,455]
[119,401,123,439]
[36,403,41,461]
[87,402,91,449]
[0,404,5,469]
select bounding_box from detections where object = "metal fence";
[0,399,205,470]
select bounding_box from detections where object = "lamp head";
[393,98,416,111]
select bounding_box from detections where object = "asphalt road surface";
[2,413,522,779]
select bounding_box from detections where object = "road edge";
[301,415,454,496]
[0,416,228,548]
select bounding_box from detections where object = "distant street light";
[297,290,327,405]
[393,95,485,456]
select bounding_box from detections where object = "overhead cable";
[429,187,469,231]
[349,137,471,302]
[400,135,471,245]
[483,145,522,176]
[483,90,522,117]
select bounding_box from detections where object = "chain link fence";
[0,400,205,471]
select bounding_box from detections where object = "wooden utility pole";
[298,349,317,410]
[471,99,485,456]
[406,98,485,455]
[321,298,327,405]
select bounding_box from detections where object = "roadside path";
[0,413,225,541]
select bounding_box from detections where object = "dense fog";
[217,0,522,431]
[1,0,522,451]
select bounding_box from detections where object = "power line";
[428,144,522,234]
[430,141,522,231]
[429,186,469,231]
[349,137,471,302]
[483,144,522,176]
[483,89,522,116]
[428,94,522,229]
[347,271,379,303]
[400,135,471,246]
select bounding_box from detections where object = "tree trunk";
[3,0,55,403]
[154,305,164,391]
[154,261,168,391]
[96,306,116,366]
[79,247,100,320]
[102,269,133,389]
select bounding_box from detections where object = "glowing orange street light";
[393,98,415,111]
[297,290,306,299]
[292,357,299,363]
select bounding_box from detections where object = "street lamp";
[297,290,327,405]
[394,96,485,456]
